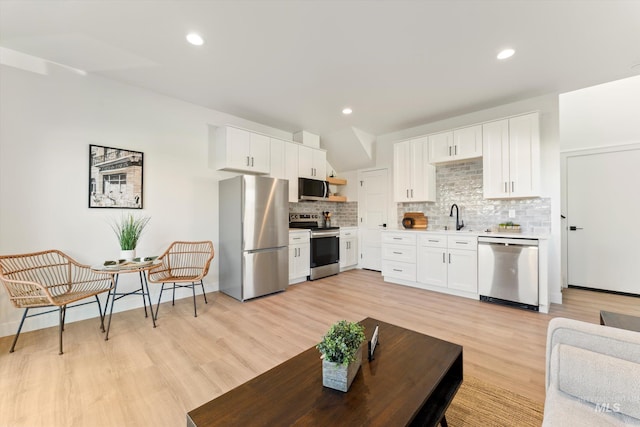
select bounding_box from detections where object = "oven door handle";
[311,230,339,238]
[323,181,329,198]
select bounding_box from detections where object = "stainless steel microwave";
[298,178,329,201]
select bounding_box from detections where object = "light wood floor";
[1,269,639,426]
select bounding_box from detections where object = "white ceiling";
[2,0,640,169]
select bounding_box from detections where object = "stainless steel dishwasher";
[478,236,539,311]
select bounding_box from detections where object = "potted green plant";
[110,213,150,260]
[317,320,366,392]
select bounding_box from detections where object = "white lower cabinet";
[417,235,448,289]
[340,228,358,271]
[289,230,310,284]
[417,234,477,295]
[382,231,478,299]
[381,232,417,282]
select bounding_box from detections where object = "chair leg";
[200,280,208,304]
[155,283,166,321]
[9,308,29,353]
[192,282,198,317]
[59,305,66,355]
[172,283,176,306]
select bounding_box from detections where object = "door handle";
[246,156,250,166]
[448,253,451,264]
[569,226,584,231]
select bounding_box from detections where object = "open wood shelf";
[326,177,347,185]
[328,195,347,202]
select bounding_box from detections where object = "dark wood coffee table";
[600,310,640,332]
[187,317,463,427]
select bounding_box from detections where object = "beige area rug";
[446,376,544,427]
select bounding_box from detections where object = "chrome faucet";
[449,204,464,231]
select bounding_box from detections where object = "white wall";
[560,75,640,151]
[559,74,640,288]
[376,94,563,304]
[0,64,292,337]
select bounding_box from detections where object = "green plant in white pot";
[110,213,150,260]
[317,320,366,392]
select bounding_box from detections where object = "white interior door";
[358,168,389,271]
[567,147,640,294]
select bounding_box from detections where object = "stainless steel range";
[289,213,340,280]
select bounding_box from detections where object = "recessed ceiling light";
[186,33,204,46]
[497,48,515,60]
[342,107,353,115]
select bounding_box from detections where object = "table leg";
[141,270,156,328]
[104,273,119,341]
[139,271,148,317]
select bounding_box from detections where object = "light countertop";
[383,227,549,240]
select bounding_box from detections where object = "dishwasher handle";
[478,237,539,246]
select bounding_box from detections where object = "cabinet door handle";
[293,237,301,240]
[411,189,414,198]
[511,181,514,192]
[251,157,254,167]
[504,182,508,193]
[455,241,468,245]
[247,156,250,166]
[392,251,403,255]
[428,239,439,243]
[393,237,402,240]
[393,269,403,272]
[448,253,451,264]
[448,146,451,156]
[406,189,409,198]
[442,253,445,263]
[454,145,457,156]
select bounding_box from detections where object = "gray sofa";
[544,317,640,426]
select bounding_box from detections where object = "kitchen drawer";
[419,234,447,248]
[447,235,477,250]
[382,232,416,246]
[382,260,417,282]
[289,231,310,245]
[382,244,416,263]
[340,229,357,238]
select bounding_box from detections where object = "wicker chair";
[0,250,113,354]
[148,241,214,319]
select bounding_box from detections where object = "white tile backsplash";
[397,158,551,233]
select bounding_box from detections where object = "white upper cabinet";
[269,138,286,180]
[298,145,326,179]
[269,138,300,203]
[393,137,436,202]
[285,142,299,202]
[429,125,482,163]
[214,126,270,174]
[482,112,540,199]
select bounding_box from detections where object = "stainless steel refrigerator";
[219,175,289,301]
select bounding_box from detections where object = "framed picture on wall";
[88,144,144,209]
